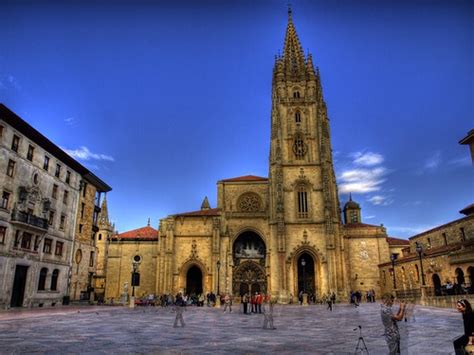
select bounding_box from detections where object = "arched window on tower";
[293,91,300,98]
[293,133,307,160]
[297,185,309,219]
[295,111,301,123]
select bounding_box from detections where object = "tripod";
[353,325,369,355]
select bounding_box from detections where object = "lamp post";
[216,260,221,307]
[415,242,426,286]
[390,254,397,290]
[129,261,139,308]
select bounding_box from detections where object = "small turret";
[201,196,211,210]
[343,193,362,224]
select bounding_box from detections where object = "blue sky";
[1,0,472,238]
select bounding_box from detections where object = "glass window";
[48,210,55,226]
[6,159,15,177]
[55,164,61,178]
[55,241,63,256]
[27,145,35,161]
[52,184,58,199]
[0,226,6,244]
[21,232,32,250]
[59,215,66,230]
[297,186,308,218]
[43,156,50,171]
[11,134,19,152]
[66,171,71,184]
[1,191,10,209]
[51,269,59,291]
[43,238,52,254]
[295,111,301,123]
[63,190,68,205]
[38,268,48,291]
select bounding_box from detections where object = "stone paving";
[0,302,462,354]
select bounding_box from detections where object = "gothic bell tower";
[269,8,346,298]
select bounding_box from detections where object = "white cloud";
[448,156,471,167]
[63,146,114,162]
[368,195,393,206]
[365,215,376,219]
[64,117,76,126]
[351,151,384,166]
[338,167,387,193]
[424,151,441,170]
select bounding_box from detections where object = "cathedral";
[100,10,407,303]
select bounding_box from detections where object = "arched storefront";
[185,265,203,296]
[232,231,267,296]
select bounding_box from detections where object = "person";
[223,294,232,313]
[262,296,276,330]
[242,293,249,314]
[453,299,474,354]
[327,294,333,311]
[256,292,263,314]
[173,293,186,328]
[381,293,406,354]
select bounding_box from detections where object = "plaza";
[0,303,461,354]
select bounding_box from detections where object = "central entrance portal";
[232,231,267,296]
[186,266,203,296]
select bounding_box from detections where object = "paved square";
[0,303,460,354]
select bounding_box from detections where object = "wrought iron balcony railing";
[11,209,49,231]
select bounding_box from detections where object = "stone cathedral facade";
[102,11,406,303]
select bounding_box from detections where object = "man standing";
[381,293,406,354]
[223,293,232,313]
[262,296,276,330]
[173,293,186,328]
[242,293,249,314]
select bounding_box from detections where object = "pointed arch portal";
[297,253,315,295]
[186,265,203,296]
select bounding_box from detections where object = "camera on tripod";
[353,325,369,354]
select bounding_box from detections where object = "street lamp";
[390,254,397,289]
[415,242,426,286]
[301,258,306,294]
[216,260,221,296]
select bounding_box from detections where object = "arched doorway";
[456,268,465,285]
[232,231,267,296]
[297,253,315,295]
[432,274,442,296]
[468,266,474,293]
[186,266,203,296]
[233,261,266,296]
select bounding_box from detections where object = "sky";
[1,0,472,238]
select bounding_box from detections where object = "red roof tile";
[386,237,410,246]
[344,222,381,229]
[220,175,268,182]
[174,208,221,217]
[116,226,159,240]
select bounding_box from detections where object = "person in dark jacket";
[453,299,474,354]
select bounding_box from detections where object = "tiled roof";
[174,208,221,217]
[219,175,268,182]
[115,226,159,240]
[386,237,410,246]
[344,222,381,229]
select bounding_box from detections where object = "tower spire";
[282,5,306,77]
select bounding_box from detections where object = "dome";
[343,194,360,210]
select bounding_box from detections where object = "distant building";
[379,207,474,300]
[0,104,111,308]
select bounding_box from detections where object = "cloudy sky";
[1,0,472,238]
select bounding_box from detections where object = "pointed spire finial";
[288,1,292,19]
[147,217,150,226]
[349,192,352,201]
[201,196,211,210]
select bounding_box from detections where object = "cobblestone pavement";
[0,302,461,354]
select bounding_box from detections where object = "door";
[11,265,29,307]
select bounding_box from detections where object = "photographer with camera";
[381,293,406,354]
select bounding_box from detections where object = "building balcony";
[11,209,49,231]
